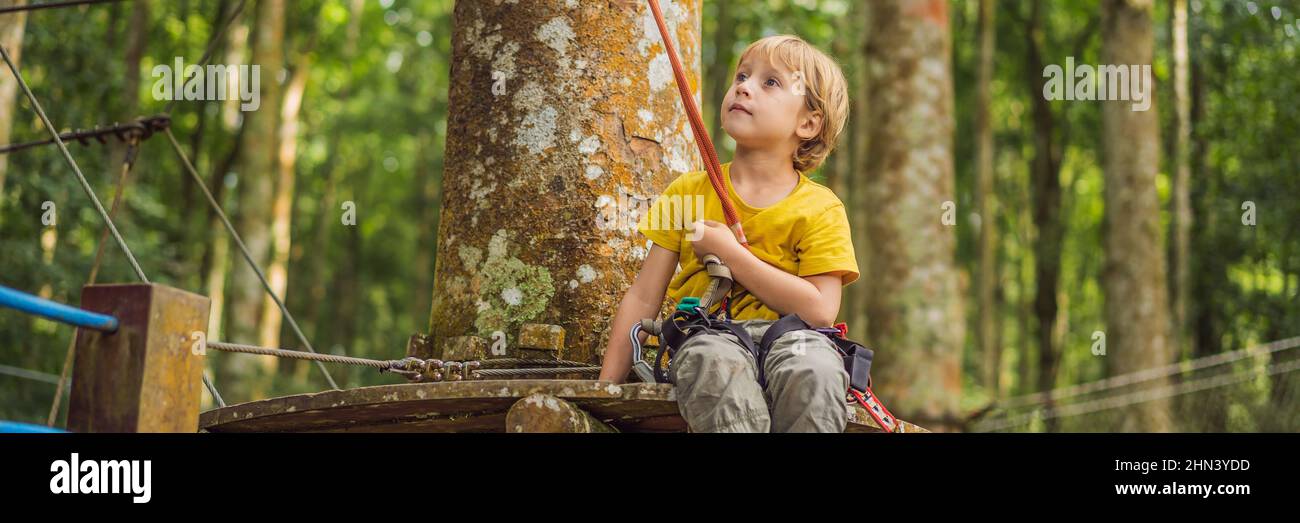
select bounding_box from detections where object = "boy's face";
[720,56,821,151]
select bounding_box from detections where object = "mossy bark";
[1101,0,1174,433]
[862,0,965,430]
[429,0,703,365]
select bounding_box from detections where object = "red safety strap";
[850,387,901,433]
[646,0,748,247]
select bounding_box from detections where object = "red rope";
[646,0,748,247]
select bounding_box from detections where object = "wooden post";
[68,283,210,433]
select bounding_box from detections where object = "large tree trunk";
[1101,0,1174,433]
[259,54,310,351]
[1169,0,1192,359]
[0,0,27,203]
[428,0,703,365]
[228,0,285,395]
[975,0,998,396]
[861,0,964,430]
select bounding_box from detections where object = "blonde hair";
[735,35,848,173]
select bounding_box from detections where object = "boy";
[597,35,858,433]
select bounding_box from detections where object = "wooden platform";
[199,380,928,433]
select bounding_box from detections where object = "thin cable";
[0,114,169,154]
[976,358,1300,432]
[0,363,61,385]
[471,367,602,378]
[0,0,124,15]
[996,336,1300,409]
[47,141,137,425]
[0,43,149,283]
[477,358,595,368]
[206,341,391,370]
[165,128,340,390]
[0,44,225,408]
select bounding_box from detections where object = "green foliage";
[1,0,1296,431]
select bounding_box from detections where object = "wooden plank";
[200,380,927,433]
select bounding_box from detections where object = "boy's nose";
[735,82,752,99]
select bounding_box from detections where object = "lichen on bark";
[428,0,703,364]
[471,230,555,337]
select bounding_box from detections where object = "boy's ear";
[796,110,823,141]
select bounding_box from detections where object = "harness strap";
[659,309,762,383]
[756,313,900,433]
[850,388,900,433]
[755,313,815,386]
[700,254,734,312]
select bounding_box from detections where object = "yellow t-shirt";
[636,161,860,321]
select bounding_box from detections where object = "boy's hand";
[686,220,742,261]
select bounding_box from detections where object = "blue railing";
[0,421,66,433]
[0,283,118,332]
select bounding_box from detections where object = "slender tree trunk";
[1188,30,1221,362]
[103,0,148,192]
[707,0,733,153]
[428,0,704,364]
[826,1,857,196]
[301,0,361,369]
[259,54,309,352]
[411,130,442,332]
[1101,0,1174,433]
[304,128,342,343]
[1169,0,1192,360]
[204,1,248,385]
[849,0,871,340]
[975,0,999,396]
[862,0,964,430]
[834,1,861,326]
[1022,3,1065,409]
[228,0,285,397]
[0,0,27,204]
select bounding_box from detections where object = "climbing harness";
[632,257,900,433]
[641,0,901,432]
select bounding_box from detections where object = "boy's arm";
[688,220,845,327]
[718,250,844,327]
[598,244,678,383]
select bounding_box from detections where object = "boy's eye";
[735,72,747,82]
[765,78,780,87]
